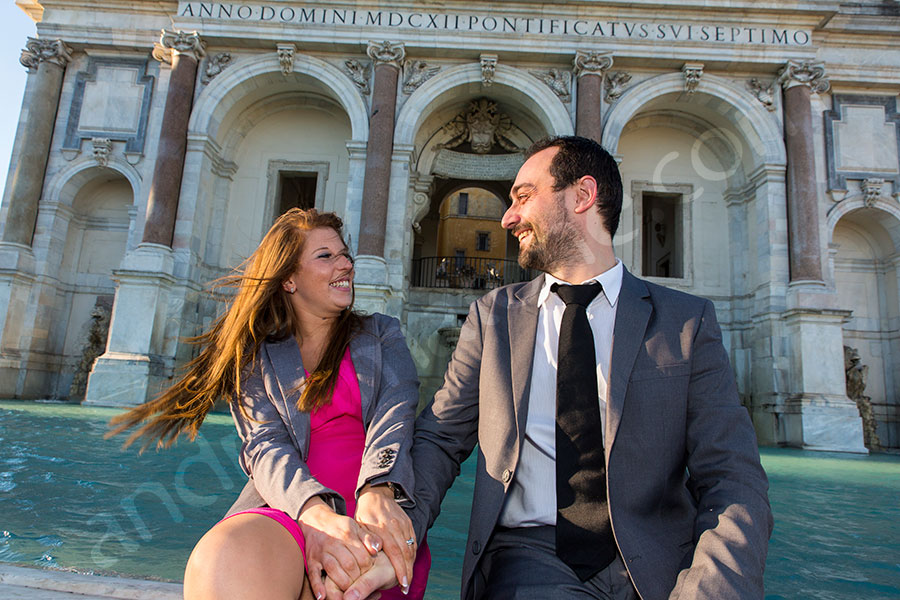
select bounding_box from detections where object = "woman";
[110,208,428,600]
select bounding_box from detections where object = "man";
[406,136,773,600]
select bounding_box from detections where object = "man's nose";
[501,205,518,229]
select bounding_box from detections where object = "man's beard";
[517,200,581,273]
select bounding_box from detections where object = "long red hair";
[108,208,361,451]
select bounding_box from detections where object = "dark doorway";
[278,173,317,217]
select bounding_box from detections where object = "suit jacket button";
[472,540,481,555]
[502,469,512,483]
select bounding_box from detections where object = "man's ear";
[573,175,599,214]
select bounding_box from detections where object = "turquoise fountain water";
[1,401,898,599]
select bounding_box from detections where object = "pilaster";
[83,243,177,406]
[780,303,867,453]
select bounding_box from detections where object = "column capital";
[152,30,206,65]
[20,37,72,71]
[573,50,612,78]
[366,41,405,69]
[777,60,830,93]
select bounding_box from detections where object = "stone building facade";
[2,0,899,453]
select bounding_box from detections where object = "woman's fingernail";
[402,576,408,588]
[346,592,360,600]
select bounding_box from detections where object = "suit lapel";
[267,336,307,409]
[350,321,377,420]
[607,270,652,454]
[509,275,543,446]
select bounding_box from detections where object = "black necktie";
[552,282,617,580]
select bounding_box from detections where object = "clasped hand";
[298,485,416,600]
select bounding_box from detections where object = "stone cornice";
[14,0,43,21]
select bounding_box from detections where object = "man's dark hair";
[524,136,623,238]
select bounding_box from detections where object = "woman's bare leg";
[184,514,305,600]
[299,577,316,600]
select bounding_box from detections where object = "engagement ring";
[405,538,415,546]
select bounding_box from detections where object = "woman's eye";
[318,253,331,259]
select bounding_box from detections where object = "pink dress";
[225,347,430,599]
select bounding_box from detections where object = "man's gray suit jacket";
[225,313,420,520]
[409,269,773,600]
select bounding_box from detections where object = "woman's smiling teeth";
[330,279,351,288]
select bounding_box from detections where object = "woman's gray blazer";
[225,313,419,520]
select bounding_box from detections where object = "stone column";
[2,38,72,246]
[143,30,205,246]
[357,41,404,258]
[573,51,612,143]
[777,60,829,284]
[83,31,204,407]
[774,61,866,452]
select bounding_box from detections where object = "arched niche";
[216,93,353,270]
[189,52,368,143]
[616,105,748,294]
[396,62,574,151]
[186,57,358,272]
[830,205,900,450]
[603,72,785,169]
[57,168,134,399]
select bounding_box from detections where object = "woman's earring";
[284,282,296,294]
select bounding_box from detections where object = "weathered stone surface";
[358,50,401,257]
[3,46,69,246]
[783,83,824,283]
[143,46,200,246]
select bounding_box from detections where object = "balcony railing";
[411,256,536,290]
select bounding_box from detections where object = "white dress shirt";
[498,259,623,528]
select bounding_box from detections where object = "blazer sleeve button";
[472,540,481,555]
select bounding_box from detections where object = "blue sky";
[0,2,37,204]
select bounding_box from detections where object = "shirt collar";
[538,258,623,309]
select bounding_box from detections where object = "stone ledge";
[0,565,182,599]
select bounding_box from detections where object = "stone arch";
[189,52,368,142]
[46,157,141,209]
[395,62,574,147]
[828,196,900,246]
[603,72,786,168]
[218,91,348,158]
[621,109,745,188]
[431,179,511,207]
